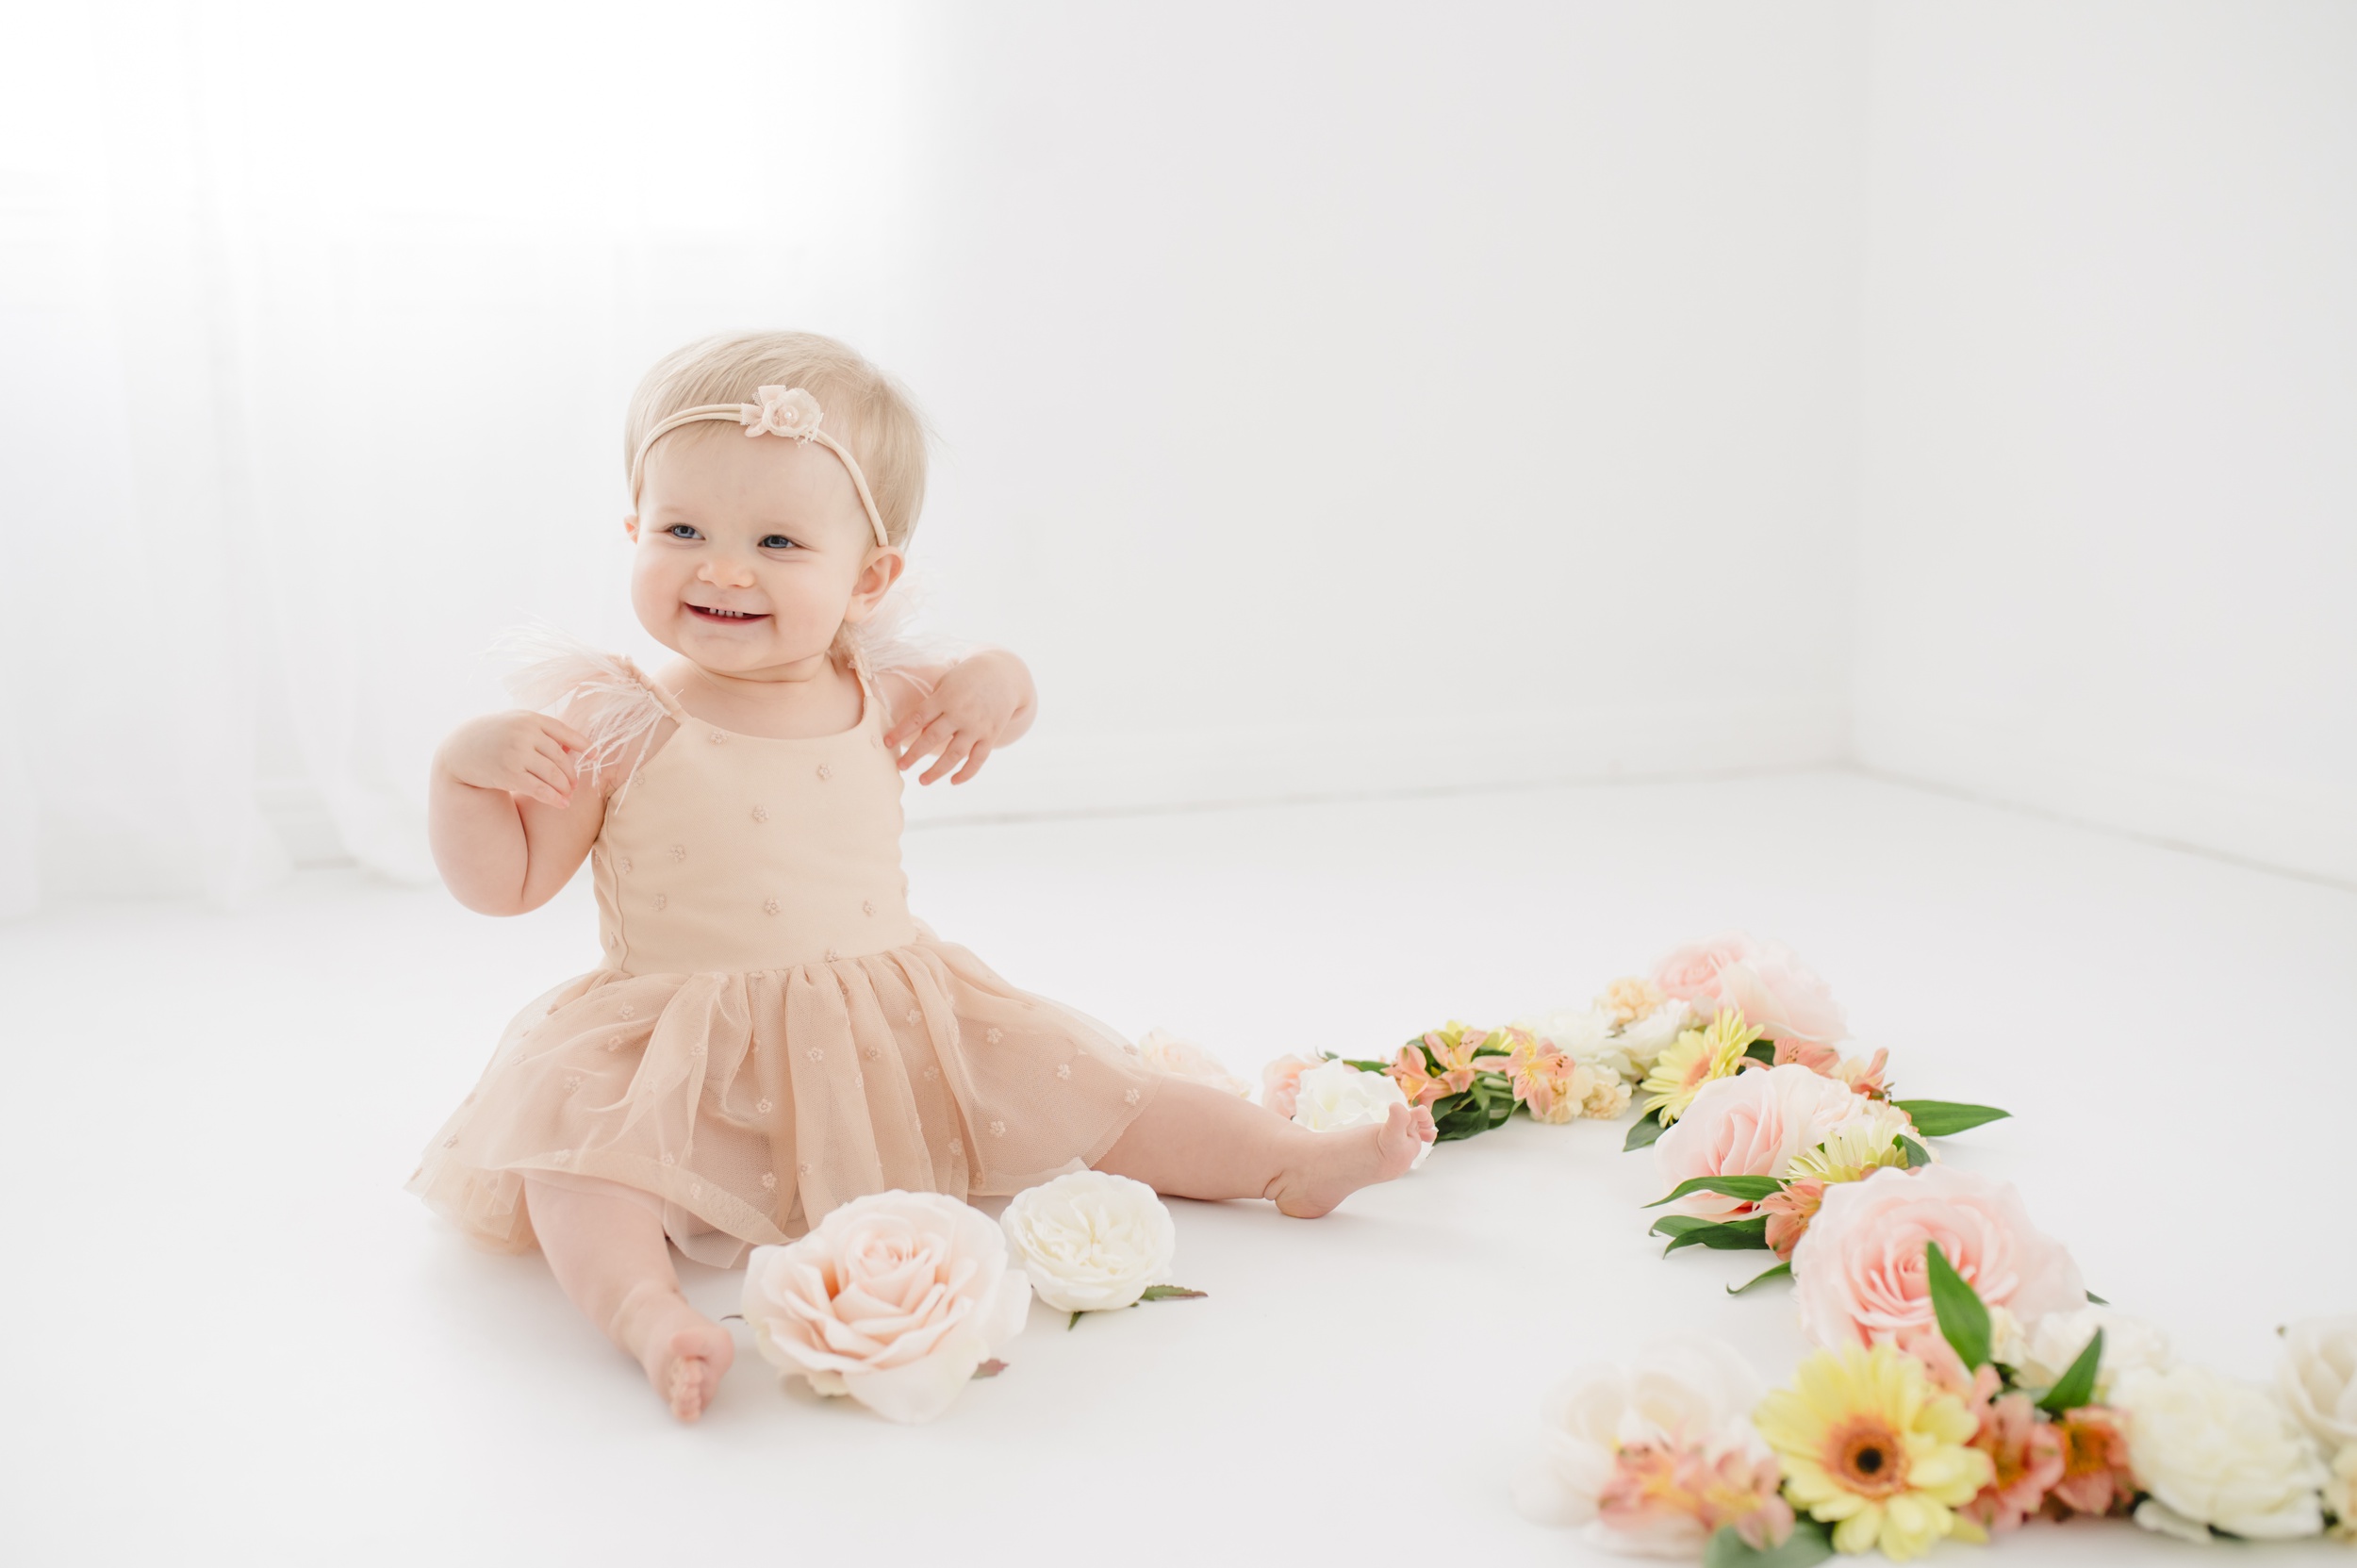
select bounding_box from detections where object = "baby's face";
[627,424,887,677]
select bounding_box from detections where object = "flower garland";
[1296,932,2354,1560]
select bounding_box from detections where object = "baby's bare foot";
[1267,1102,1435,1218]
[615,1283,734,1422]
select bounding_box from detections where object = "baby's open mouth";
[686,604,768,623]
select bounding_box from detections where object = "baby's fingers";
[538,715,591,755]
[882,702,940,753]
[519,756,574,808]
[897,716,956,770]
[918,733,976,786]
[533,733,581,785]
[948,739,992,784]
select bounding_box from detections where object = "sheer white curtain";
[0,1,921,914]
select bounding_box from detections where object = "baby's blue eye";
[760,535,799,551]
[664,524,701,540]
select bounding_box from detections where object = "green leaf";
[1897,1134,1932,1168]
[1067,1311,1083,1330]
[1137,1284,1206,1303]
[1894,1099,2011,1137]
[1664,1215,1772,1255]
[2085,1290,2109,1305]
[1646,1175,1785,1208]
[1338,1057,1390,1074]
[1925,1240,1991,1368]
[1703,1517,1835,1568]
[1650,1214,1712,1241]
[1743,1039,1779,1066]
[1624,1112,1668,1152]
[1728,1261,1793,1296]
[2037,1327,2104,1414]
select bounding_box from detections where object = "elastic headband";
[629,385,893,552]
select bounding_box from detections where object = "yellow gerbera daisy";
[1637,1010,1759,1123]
[1788,1105,1917,1185]
[1753,1343,1993,1561]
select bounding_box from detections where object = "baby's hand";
[883,651,1033,785]
[437,711,587,809]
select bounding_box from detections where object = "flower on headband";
[742,386,825,441]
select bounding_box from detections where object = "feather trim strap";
[843,573,967,724]
[493,624,682,783]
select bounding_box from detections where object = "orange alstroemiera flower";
[1387,1022,1517,1107]
[2042,1405,2135,1519]
[1760,1179,1826,1261]
[1597,1440,1795,1552]
[1966,1393,2067,1533]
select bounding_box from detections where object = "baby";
[410,332,1433,1420]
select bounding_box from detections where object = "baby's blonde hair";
[624,331,929,550]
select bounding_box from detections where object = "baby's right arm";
[429,711,603,915]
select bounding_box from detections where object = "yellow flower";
[1638,1010,1759,1123]
[1788,1105,1917,1186]
[1753,1344,1995,1561]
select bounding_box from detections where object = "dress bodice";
[587,674,919,976]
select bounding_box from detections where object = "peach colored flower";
[1967,1392,2067,1532]
[741,1189,1030,1425]
[1770,1035,1842,1076]
[1389,1022,1511,1106]
[1652,932,1849,1052]
[1836,1048,1892,1099]
[1789,1165,2087,1352]
[1601,976,1665,1027]
[1655,1064,1872,1220]
[2043,1405,2135,1519]
[1597,1440,1795,1554]
[1762,1179,1825,1261]
[1260,1053,1321,1119]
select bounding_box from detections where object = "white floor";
[5,770,2352,1566]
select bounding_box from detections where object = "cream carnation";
[2327,1445,2357,1542]
[1789,1165,2086,1351]
[1655,1065,1871,1220]
[2277,1316,2357,1453]
[2114,1363,2329,1541]
[1133,1027,1250,1097]
[1291,1059,1429,1167]
[2017,1305,2173,1396]
[1000,1171,1176,1313]
[1516,1003,1636,1083]
[1259,1053,1321,1118]
[1512,1335,1771,1555]
[742,1190,1030,1425]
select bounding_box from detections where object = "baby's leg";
[1093,1079,1433,1218]
[522,1177,733,1422]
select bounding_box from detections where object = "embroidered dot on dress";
[618,857,633,873]
[797,1161,813,1177]
[923,1065,941,1081]
[948,1139,963,1156]
[750,805,768,822]
[755,1098,773,1114]
[1055,1063,1071,1080]
[761,1173,777,1190]
[668,844,686,861]
[853,1074,865,1089]
[861,1046,881,1061]
[1124,1088,1142,1104]
[652,893,668,911]
[862,900,876,916]
[707,730,727,745]
[689,1182,702,1198]
[905,1009,921,1024]
[816,763,832,781]
[806,1048,824,1063]
[985,1028,1003,1045]
[661,1152,676,1165]
[763,898,780,916]
[824,946,839,962]
[989,1120,1006,1137]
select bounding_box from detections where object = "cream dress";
[407,644,1161,1265]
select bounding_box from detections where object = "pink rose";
[741,1190,1030,1424]
[1260,1054,1320,1118]
[1790,1166,2086,1351]
[1656,1065,1871,1219]
[1652,933,1849,1051]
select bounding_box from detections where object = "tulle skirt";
[407,934,1162,1266]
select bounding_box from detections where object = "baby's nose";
[698,554,758,588]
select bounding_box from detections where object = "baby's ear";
[621,514,640,543]
[844,548,906,624]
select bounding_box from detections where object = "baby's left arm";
[879,650,1036,785]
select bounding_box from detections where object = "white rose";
[1513,1336,1768,1555]
[2017,1305,2173,1395]
[1133,1027,1251,1097]
[2113,1363,2329,1541]
[1291,1059,1428,1167]
[1517,1003,1636,1082]
[2278,1316,2357,1453]
[742,1190,1030,1425]
[1000,1171,1177,1313]
[1614,999,1694,1077]
[2327,1445,2357,1542]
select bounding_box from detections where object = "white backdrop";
[3,1,2351,916]
[1852,1,2357,885]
